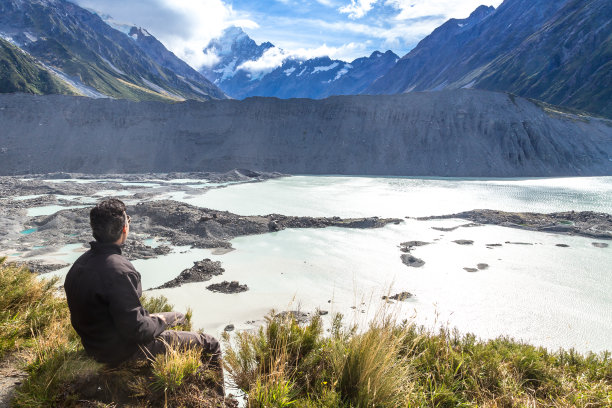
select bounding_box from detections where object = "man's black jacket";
[64,242,166,365]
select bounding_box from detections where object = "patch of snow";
[458,23,466,28]
[333,63,353,80]
[180,78,210,96]
[430,81,448,91]
[213,58,238,82]
[101,57,125,76]
[462,80,476,89]
[105,19,133,35]
[24,32,38,42]
[210,27,248,57]
[296,67,308,77]
[0,32,18,46]
[42,64,109,99]
[141,77,184,100]
[131,33,138,40]
[284,67,296,76]
[312,62,339,74]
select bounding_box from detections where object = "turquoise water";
[17,176,612,353]
[27,205,87,217]
[20,228,38,234]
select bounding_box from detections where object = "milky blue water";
[9,176,611,353]
[178,176,612,217]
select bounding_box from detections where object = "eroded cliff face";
[0,90,611,176]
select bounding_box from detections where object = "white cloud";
[155,0,259,69]
[338,0,379,19]
[291,42,366,61]
[235,41,366,78]
[199,49,221,68]
[385,0,502,20]
[72,0,257,69]
[237,47,289,77]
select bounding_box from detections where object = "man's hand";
[150,312,186,328]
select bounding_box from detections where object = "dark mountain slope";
[1,90,610,177]
[365,0,611,118]
[0,0,225,101]
[367,0,570,94]
[238,51,399,99]
[128,26,226,99]
[473,0,612,117]
[0,37,75,94]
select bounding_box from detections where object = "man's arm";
[107,270,167,344]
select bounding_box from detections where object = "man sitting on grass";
[64,198,222,373]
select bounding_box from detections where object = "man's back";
[65,241,165,366]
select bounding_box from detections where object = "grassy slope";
[225,312,612,407]
[1,257,610,407]
[0,258,223,407]
[0,38,76,95]
[26,37,183,103]
[1,0,224,102]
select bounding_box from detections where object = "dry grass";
[0,257,224,407]
[224,311,612,407]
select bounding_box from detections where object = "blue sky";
[73,0,503,68]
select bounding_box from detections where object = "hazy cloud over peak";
[70,0,503,69]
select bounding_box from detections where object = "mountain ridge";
[365,0,611,118]
[1,90,610,176]
[0,36,77,95]
[199,27,398,99]
[0,0,226,101]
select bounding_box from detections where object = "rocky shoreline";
[154,259,225,289]
[0,172,403,275]
[419,210,612,240]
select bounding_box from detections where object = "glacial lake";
[7,176,612,354]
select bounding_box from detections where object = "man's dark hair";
[90,199,127,243]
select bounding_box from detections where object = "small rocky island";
[419,210,612,240]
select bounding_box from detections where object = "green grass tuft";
[225,312,612,407]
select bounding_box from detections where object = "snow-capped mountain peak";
[198,28,399,100]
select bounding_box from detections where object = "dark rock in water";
[421,210,612,240]
[268,220,281,232]
[317,310,329,316]
[399,241,430,252]
[122,240,172,260]
[556,244,570,248]
[154,259,224,289]
[477,263,489,270]
[224,324,235,332]
[400,241,430,248]
[505,241,533,245]
[382,291,414,301]
[592,242,609,248]
[207,280,248,294]
[432,226,459,232]
[453,240,474,245]
[275,311,310,324]
[129,200,402,249]
[18,260,69,274]
[486,243,502,247]
[463,267,478,272]
[401,254,425,267]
